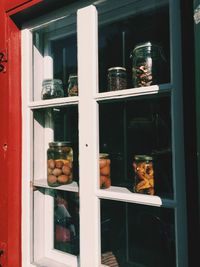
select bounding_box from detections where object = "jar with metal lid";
[42,79,64,100]
[107,67,127,91]
[99,153,111,189]
[47,142,73,187]
[68,74,78,97]
[133,155,154,195]
[130,42,166,87]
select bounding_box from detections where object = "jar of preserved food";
[99,153,111,189]
[47,142,73,187]
[42,79,64,100]
[133,155,154,195]
[107,67,127,91]
[130,42,166,87]
[68,75,78,96]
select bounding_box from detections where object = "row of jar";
[47,141,154,195]
[41,42,166,99]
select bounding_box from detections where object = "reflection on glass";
[54,190,79,255]
[32,15,77,101]
[101,200,176,267]
[98,1,170,92]
[99,96,173,198]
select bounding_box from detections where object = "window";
[22,1,188,266]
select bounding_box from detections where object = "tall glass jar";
[42,79,64,100]
[68,75,78,96]
[130,42,166,87]
[99,153,111,189]
[107,67,127,91]
[47,142,73,187]
[133,155,154,195]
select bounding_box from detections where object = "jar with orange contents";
[99,153,111,189]
[47,142,73,187]
[133,155,154,195]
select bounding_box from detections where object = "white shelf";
[34,179,79,192]
[29,96,79,109]
[96,186,176,208]
[95,83,171,102]
[33,257,73,267]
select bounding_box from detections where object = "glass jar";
[133,155,154,195]
[99,153,111,189]
[68,75,78,96]
[42,79,64,100]
[107,67,127,91]
[130,42,166,87]
[47,142,73,187]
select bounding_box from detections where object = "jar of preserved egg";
[42,79,64,100]
[99,153,111,189]
[107,67,127,91]
[133,155,154,195]
[47,142,73,187]
[68,74,78,96]
[130,42,166,87]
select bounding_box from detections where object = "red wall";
[0,1,42,266]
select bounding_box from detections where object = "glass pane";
[32,14,77,101]
[54,190,79,255]
[98,0,170,92]
[33,106,79,185]
[33,188,79,262]
[101,200,176,267]
[99,95,173,198]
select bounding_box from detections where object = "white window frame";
[21,1,188,267]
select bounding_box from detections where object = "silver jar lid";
[134,154,153,161]
[42,79,63,86]
[49,141,72,147]
[108,67,126,72]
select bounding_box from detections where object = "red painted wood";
[6,16,22,267]
[4,0,32,12]
[0,4,9,267]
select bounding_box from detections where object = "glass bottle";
[68,75,78,96]
[107,67,127,91]
[133,155,154,195]
[99,153,111,189]
[42,79,64,100]
[130,42,166,87]
[47,142,73,187]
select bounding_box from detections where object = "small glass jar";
[68,75,78,96]
[47,142,73,187]
[99,153,111,189]
[133,155,154,195]
[130,42,166,87]
[107,67,127,91]
[42,79,64,100]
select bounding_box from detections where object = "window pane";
[101,200,176,267]
[99,95,173,198]
[32,14,77,101]
[33,106,79,185]
[98,0,170,92]
[54,190,79,255]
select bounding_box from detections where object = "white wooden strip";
[96,187,177,208]
[95,83,171,101]
[78,5,100,267]
[29,96,79,109]
[34,179,79,192]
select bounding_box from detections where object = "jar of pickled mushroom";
[99,153,111,189]
[47,142,73,187]
[133,155,154,195]
[130,42,166,87]
[107,67,127,91]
